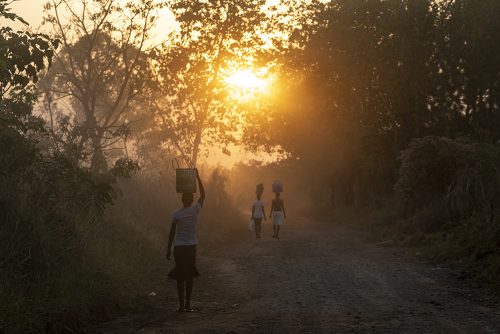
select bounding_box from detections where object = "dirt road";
[94,217,500,333]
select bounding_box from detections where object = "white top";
[253,200,265,219]
[172,203,202,246]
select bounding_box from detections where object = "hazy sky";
[9,0,282,29]
[6,0,274,167]
[10,0,45,28]
[7,0,177,38]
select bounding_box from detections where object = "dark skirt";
[168,245,200,281]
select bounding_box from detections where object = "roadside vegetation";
[0,1,246,332]
[365,137,500,287]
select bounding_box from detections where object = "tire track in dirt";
[93,217,500,334]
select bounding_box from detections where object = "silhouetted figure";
[166,169,205,312]
[251,187,266,238]
[270,192,286,239]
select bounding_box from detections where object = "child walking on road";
[166,169,205,313]
[251,186,266,238]
[270,192,286,239]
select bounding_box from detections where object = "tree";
[242,0,449,206]
[41,0,164,173]
[0,0,57,195]
[152,0,283,165]
[0,0,57,130]
[436,0,500,142]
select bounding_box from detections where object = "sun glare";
[225,69,269,92]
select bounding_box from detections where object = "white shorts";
[272,211,284,225]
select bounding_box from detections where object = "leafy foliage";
[446,144,500,221]
[152,0,285,164]
[395,136,500,220]
[395,137,472,209]
[243,0,500,210]
[0,3,141,332]
[0,0,58,130]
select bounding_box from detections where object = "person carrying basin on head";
[166,168,205,313]
[270,180,286,239]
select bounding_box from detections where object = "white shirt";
[172,203,202,246]
[253,200,264,219]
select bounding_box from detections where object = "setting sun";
[225,69,269,91]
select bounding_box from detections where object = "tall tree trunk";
[91,130,107,174]
[191,127,202,166]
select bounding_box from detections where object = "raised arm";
[166,221,176,260]
[196,168,205,207]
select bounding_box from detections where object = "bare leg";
[185,278,194,311]
[176,280,185,312]
[273,224,276,238]
[276,225,280,239]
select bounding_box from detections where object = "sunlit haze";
[223,67,273,104]
[7,0,177,41]
[226,70,269,91]
[7,0,276,168]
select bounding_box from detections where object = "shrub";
[390,136,500,285]
[395,136,500,222]
[446,144,500,222]
[395,136,472,214]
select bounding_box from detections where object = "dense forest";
[1,0,500,332]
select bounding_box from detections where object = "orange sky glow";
[7,0,284,168]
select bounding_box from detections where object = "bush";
[0,146,126,333]
[395,136,472,214]
[446,144,500,221]
[0,116,156,333]
[395,136,500,222]
[387,136,500,285]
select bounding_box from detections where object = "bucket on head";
[256,183,264,195]
[176,168,197,193]
[272,180,283,193]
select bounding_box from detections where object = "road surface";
[93,217,500,333]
